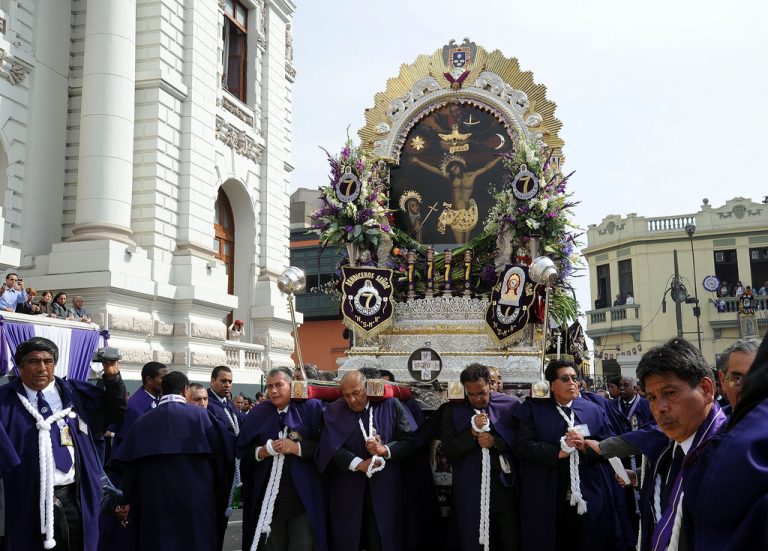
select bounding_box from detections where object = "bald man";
[316,371,416,551]
[716,339,759,415]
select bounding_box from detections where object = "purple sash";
[650,404,727,550]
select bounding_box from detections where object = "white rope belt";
[471,410,491,551]
[556,406,588,515]
[16,393,74,550]
[359,407,385,478]
[250,427,287,551]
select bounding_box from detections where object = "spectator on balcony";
[715,298,727,312]
[51,292,74,319]
[625,292,635,305]
[68,295,92,323]
[37,290,55,316]
[0,272,28,312]
[594,294,607,309]
[15,287,39,315]
[734,281,745,298]
[758,281,768,295]
[613,293,625,307]
[719,281,730,298]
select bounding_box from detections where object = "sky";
[290,0,768,314]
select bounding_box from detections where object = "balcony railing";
[223,340,265,371]
[588,304,641,325]
[646,215,696,232]
[709,295,768,314]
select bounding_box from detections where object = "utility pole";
[673,250,683,339]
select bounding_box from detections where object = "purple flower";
[356,208,374,224]
[356,160,364,172]
[345,224,354,234]
[369,192,379,202]
[341,146,351,161]
[381,223,391,233]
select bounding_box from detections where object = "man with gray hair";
[237,367,327,551]
[715,339,759,415]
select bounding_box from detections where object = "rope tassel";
[251,428,287,551]
[472,410,491,551]
[556,407,588,515]
[16,393,73,550]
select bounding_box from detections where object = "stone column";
[71,0,136,244]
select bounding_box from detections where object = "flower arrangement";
[484,137,582,279]
[310,139,394,253]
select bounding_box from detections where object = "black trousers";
[53,484,83,551]
[361,485,382,551]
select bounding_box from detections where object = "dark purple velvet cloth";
[608,395,655,433]
[0,420,20,477]
[235,399,327,551]
[580,390,626,434]
[515,397,632,551]
[316,398,415,551]
[449,393,520,551]
[695,399,768,550]
[634,403,727,551]
[112,401,234,551]
[0,377,112,551]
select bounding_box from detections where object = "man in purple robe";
[236,367,327,551]
[714,338,758,416]
[589,338,728,551]
[0,336,126,551]
[112,371,234,551]
[515,359,632,551]
[440,363,520,551]
[316,370,416,551]
[695,333,768,550]
[115,361,167,444]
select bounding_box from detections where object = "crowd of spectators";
[0,272,92,322]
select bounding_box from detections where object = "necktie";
[623,401,631,413]
[661,445,685,506]
[37,391,73,473]
[559,405,572,417]
[278,411,287,427]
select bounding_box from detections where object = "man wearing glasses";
[0,273,28,312]
[515,359,634,551]
[715,339,759,415]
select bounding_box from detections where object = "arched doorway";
[214,189,235,324]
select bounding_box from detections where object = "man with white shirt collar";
[236,367,327,551]
[113,371,234,551]
[591,339,727,551]
[515,359,634,551]
[317,370,417,551]
[0,336,126,551]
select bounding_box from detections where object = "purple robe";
[0,376,125,551]
[206,389,243,433]
[608,395,654,434]
[316,398,415,551]
[235,399,327,551]
[580,390,626,434]
[99,389,158,551]
[515,397,633,551]
[447,393,520,551]
[693,400,768,550]
[112,401,234,551]
[633,403,727,551]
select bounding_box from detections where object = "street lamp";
[684,224,703,350]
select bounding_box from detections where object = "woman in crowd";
[51,291,73,319]
[37,290,55,316]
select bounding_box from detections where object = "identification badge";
[60,425,74,446]
[78,418,89,435]
[573,423,591,437]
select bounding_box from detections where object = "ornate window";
[222,0,248,102]
[214,188,235,296]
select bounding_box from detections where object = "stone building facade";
[0,0,297,384]
[584,197,768,379]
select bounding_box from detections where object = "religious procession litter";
[2,38,767,551]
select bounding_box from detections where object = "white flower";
[363,218,377,227]
[526,219,541,230]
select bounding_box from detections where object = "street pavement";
[223,509,244,551]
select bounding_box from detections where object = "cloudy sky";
[290,0,768,311]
